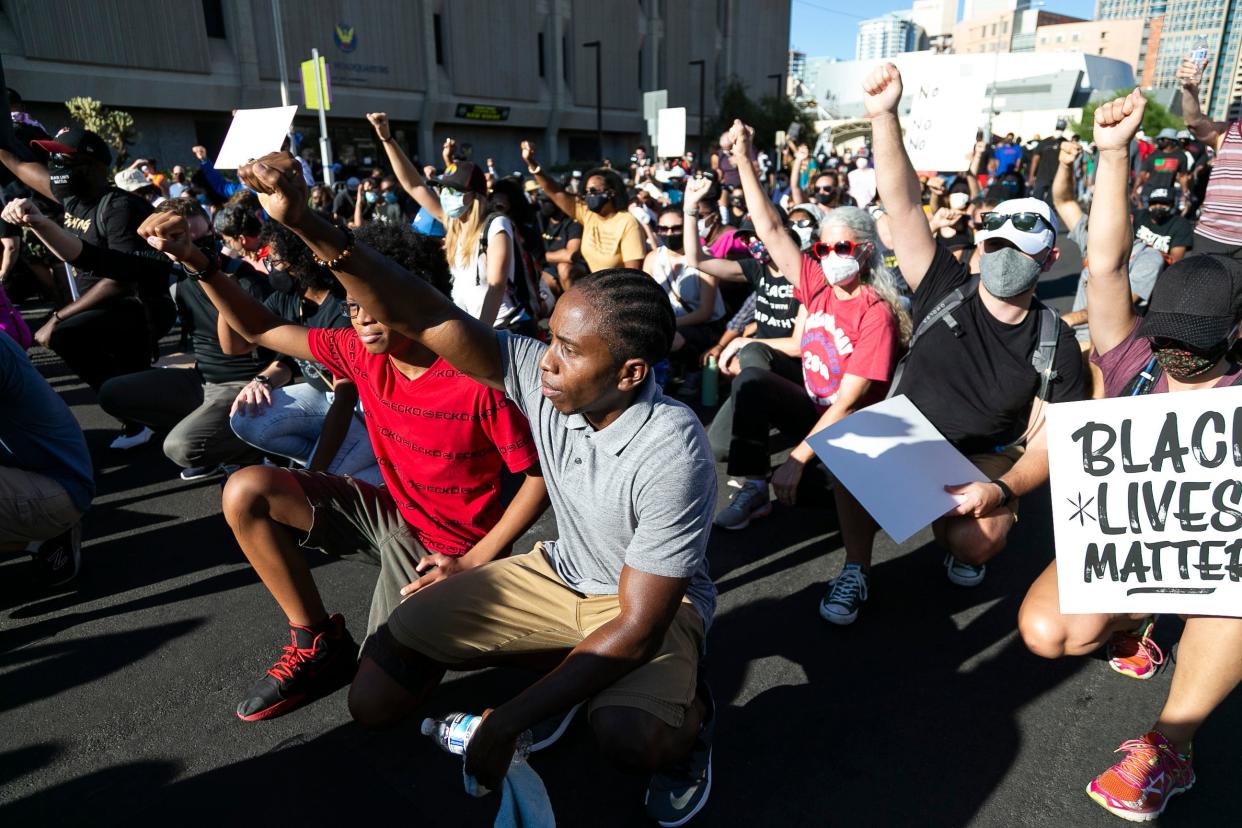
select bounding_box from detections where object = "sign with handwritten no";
[1046,386,1242,617]
[902,67,985,173]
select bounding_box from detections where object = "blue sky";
[790,0,1100,61]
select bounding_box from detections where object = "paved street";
[1,235,1235,827]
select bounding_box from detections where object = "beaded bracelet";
[312,227,356,269]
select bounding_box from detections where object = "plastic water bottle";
[701,355,719,407]
[421,713,533,764]
[1190,38,1209,69]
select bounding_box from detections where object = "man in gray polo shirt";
[210,152,717,828]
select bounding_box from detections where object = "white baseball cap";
[976,197,1056,256]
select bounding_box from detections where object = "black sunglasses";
[980,211,1054,235]
[655,224,683,234]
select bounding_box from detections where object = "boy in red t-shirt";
[141,221,548,721]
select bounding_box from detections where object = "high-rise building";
[962,0,1029,19]
[1095,1,1167,86]
[856,12,927,61]
[911,0,956,38]
[1035,18,1145,77]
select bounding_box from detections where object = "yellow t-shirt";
[574,202,645,272]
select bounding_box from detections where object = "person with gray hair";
[713,121,908,572]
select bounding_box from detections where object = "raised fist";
[0,197,45,227]
[1093,89,1147,152]
[520,140,538,170]
[1058,140,1082,167]
[237,152,311,229]
[862,62,903,118]
[727,119,753,161]
[191,145,208,161]
[137,212,197,262]
[366,112,391,141]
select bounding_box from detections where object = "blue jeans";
[229,383,383,486]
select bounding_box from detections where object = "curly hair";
[354,223,452,299]
[259,221,340,294]
[212,204,261,238]
[573,268,676,366]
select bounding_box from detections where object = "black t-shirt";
[1144,150,1187,192]
[737,257,800,339]
[61,187,153,294]
[1033,137,1062,186]
[178,259,273,383]
[541,215,583,254]
[894,245,1086,455]
[263,291,350,392]
[1133,209,1194,255]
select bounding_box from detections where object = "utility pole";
[689,59,706,163]
[583,41,602,161]
[311,47,334,185]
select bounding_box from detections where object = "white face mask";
[697,216,711,238]
[822,252,861,286]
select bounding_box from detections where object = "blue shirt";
[0,333,94,511]
[412,207,446,237]
[993,143,1023,175]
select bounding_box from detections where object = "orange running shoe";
[1107,618,1164,680]
[1086,731,1194,822]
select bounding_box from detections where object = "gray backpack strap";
[1031,304,1060,402]
[886,277,976,398]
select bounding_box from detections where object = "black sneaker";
[645,681,715,826]
[236,613,359,722]
[32,523,82,587]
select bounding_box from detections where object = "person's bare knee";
[1018,601,1071,659]
[591,706,672,773]
[348,656,421,730]
[946,513,1011,566]
[222,466,311,531]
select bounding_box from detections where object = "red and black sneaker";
[236,613,359,722]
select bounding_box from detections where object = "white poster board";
[656,107,686,160]
[1046,386,1242,617]
[902,62,986,172]
[807,395,987,543]
[214,105,298,169]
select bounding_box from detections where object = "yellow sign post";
[301,56,331,111]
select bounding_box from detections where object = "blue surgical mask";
[440,189,467,219]
[364,191,378,204]
[383,191,398,204]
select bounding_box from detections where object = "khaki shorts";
[388,544,704,728]
[966,446,1023,519]
[0,466,83,545]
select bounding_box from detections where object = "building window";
[1056,34,1063,43]
[990,23,996,35]
[1100,31,1108,40]
[1072,32,1080,41]
[1098,47,1105,55]
[563,35,570,83]
[1002,21,1008,33]
[433,14,445,66]
[201,0,226,39]
[538,32,546,77]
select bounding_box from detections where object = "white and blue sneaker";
[944,553,986,587]
[819,562,869,625]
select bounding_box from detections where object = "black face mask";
[538,200,560,220]
[585,193,609,213]
[1149,207,1172,222]
[49,161,98,201]
[267,269,297,295]
[663,233,684,252]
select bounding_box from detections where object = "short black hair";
[354,223,452,299]
[212,204,261,237]
[573,268,675,366]
[260,221,340,294]
[658,205,683,220]
[583,167,628,211]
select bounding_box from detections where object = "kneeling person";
[139,214,547,721]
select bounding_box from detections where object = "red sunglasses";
[810,239,867,260]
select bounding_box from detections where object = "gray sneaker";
[818,562,869,625]
[714,483,771,530]
[646,682,714,827]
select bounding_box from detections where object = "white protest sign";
[657,107,686,159]
[1046,386,1242,617]
[902,63,986,172]
[807,395,987,543]
[214,105,298,169]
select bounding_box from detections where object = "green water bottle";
[701,355,719,407]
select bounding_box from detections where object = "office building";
[1,0,791,172]
[856,12,927,62]
[1035,18,1145,78]
[954,9,1080,55]
[911,0,957,38]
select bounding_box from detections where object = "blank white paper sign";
[807,395,988,543]
[657,107,686,159]
[214,105,297,169]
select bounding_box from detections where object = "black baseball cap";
[1147,187,1174,205]
[429,160,487,195]
[1137,255,1242,350]
[31,126,112,165]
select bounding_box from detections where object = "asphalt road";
[1,235,1236,827]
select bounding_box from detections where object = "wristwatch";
[251,375,272,387]
[992,479,1015,506]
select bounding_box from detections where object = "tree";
[1072,88,1184,141]
[64,96,136,168]
[706,77,818,155]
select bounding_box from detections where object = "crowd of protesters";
[2,48,1240,825]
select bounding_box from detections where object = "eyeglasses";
[814,185,836,194]
[655,224,683,234]
[792,218,818,229]
[980,211,1054,235]
[810,239,867,259]
[584,188,611,196]
[341,301,363,319]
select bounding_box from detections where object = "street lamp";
[688,59,706,162]
[583,41,602,161]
